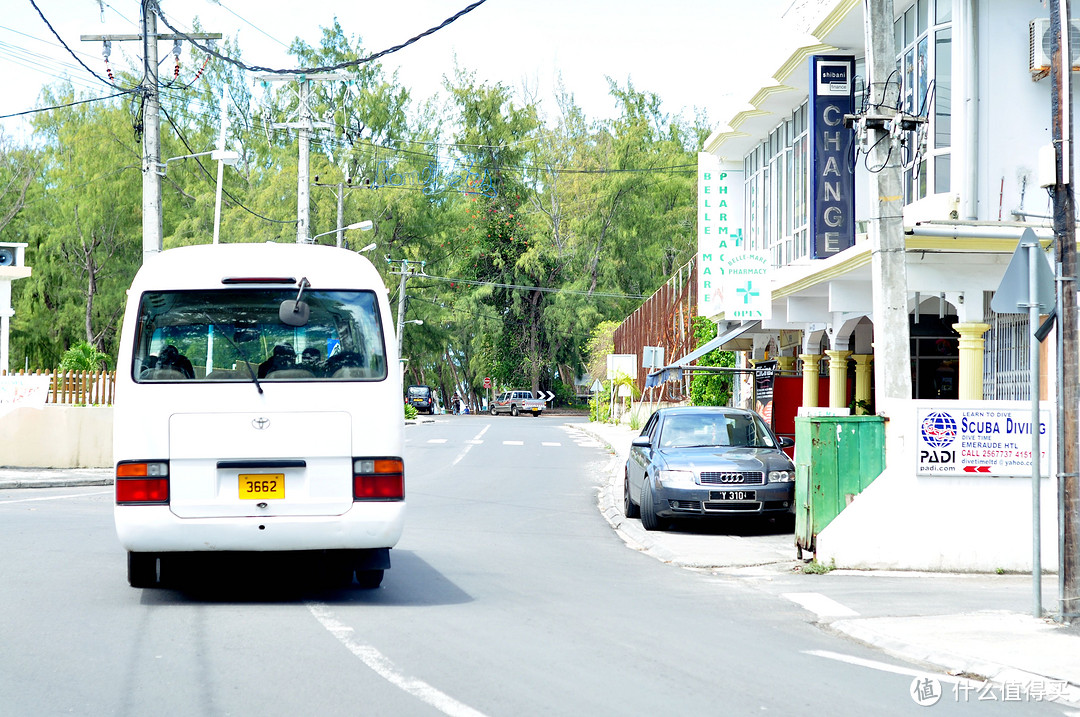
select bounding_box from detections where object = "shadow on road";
[139,549,473,607]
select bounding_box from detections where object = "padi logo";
[920,411,957,448]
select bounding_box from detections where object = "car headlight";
[769,470,794,483]
[657,469,695,487]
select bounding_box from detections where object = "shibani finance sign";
[697,153,744,319]
[916,404,1051,477]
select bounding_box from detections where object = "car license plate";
[239,473,285,499]
[710,490,756,501]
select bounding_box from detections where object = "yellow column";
[852,354,873,414]
[800,353,822,408]
[776,355,796,374]
[825,350,853,409]
[955,322,990,400]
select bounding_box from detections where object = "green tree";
[689,317,734,406]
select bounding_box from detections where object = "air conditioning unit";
[1029,17,1080,78]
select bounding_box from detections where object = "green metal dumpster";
[794,415,885,558]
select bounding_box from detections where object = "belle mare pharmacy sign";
[916,404,1051,477]
[697,152,744,318]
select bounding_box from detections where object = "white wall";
[0,406,112,468]
[979,0,1067,220]
[815,398,1060,572]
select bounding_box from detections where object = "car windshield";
[408,387,430,397]
[658,413,776,449]
[132,289,387,382]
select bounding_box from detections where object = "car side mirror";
[777,436,795,448]
[632,436,652,448]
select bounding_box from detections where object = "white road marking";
[427,438,448,444]
[541,442,561,447]
[0,489,112,505]
[805,650,980,686]
[307,602,488,717]
[502,440,524,446]
[451,425,492,467]
[781,592,860,617]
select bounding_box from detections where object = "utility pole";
[388,259,424,359]
[82,13,221,263]
[862,0,912,411]
[1049,0,1079,621]
[256,74,342,243]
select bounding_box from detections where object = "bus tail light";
[353,458,404,500]
[116,461,169,504]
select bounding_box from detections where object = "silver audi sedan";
[624,406,796,531]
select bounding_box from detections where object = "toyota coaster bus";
[113,242,404,588]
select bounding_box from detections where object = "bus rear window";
[131,289,387,382]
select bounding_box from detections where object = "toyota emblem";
[252,417,270,430]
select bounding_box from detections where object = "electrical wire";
[0,90,136,119]
[420,273,648,300]
[150,0,489,75]
[27,0,141,93]
[159,103,297,225]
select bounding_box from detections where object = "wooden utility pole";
[82,11,221,263]
[1049,0,1079,621]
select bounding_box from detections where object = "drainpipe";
[960,0,979,220]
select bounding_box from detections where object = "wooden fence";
[1,369,116,406]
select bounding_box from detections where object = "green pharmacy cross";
[737,281,759,304]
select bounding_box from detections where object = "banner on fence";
[0,374,51,416]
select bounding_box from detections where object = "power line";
[420,273,648,300]
[159,104,297,226]
[27,0,140,93]
[0,90,136,119]
[150,0,489,75]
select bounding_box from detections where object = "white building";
[697,0,1070,572]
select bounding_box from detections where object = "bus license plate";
[239,473,285,499]
[710,490,756,501]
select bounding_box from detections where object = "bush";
[59,341,113,372]
[404,403,418,420]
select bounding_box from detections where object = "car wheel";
[490,405,497,416]
[127,551,157,588]
[355,569,385,589]
[511,405,519,417]
[624,471,640,518]
[640,481,661,531]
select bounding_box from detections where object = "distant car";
[406,385,437,414]
[489,390,545,417]
[624,406,796,530]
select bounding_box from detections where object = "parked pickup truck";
[490,390,546,417]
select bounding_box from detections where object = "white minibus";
[113,242,404,588]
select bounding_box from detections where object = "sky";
[1,0,804,141]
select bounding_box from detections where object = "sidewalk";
[570,420,1080,704]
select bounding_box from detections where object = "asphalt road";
[0,415,1067,715]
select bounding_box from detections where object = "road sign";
[590,379,603,393]
[483,377,491,388]
[542,390,555,403]
[991,228,1056,314]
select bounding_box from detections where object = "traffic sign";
[483,377,491,388]
[542,390,555,403]
[991,228,1056,314]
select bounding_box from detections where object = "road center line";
[781,592,860,617]
[452,425,491,467]
[307,602,488,717]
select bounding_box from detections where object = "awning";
[643,321,762,387]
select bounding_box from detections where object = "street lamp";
[397,318,423,359]
[161,148,239,245]
[309,220,373,244]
